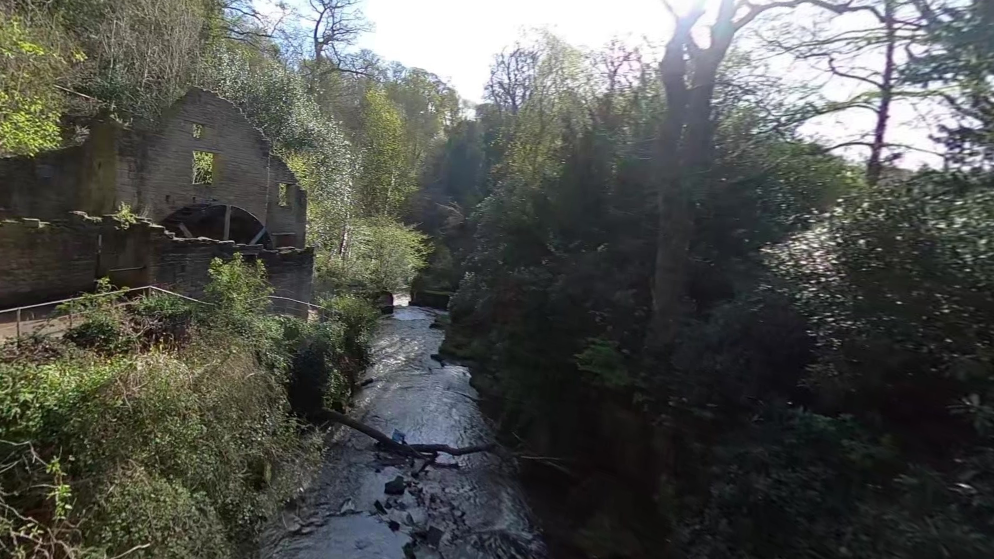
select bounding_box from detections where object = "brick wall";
[0,148,85,221]
[265,158,307,247]
[121,89,272,224]
[0,213,314,312]
[1,89,309,248]
[0,121,124,222]
[0,215,102,307]
[261,248,315,318]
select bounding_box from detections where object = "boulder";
[375,291,394,314]
[384,476,406,495]
[410,289,451,310]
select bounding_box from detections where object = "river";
[260,302,545,559]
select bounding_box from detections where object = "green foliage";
[93,467,228,559]
[574,339,633,390]
[201,254,272,336]
[905,0,994,166]
[110,202,139,228]
[0,256,372,559]
[317,217,430,294]
[439,28,994,559]
[355,87,416,217]
[0,14,74,156]
[60,278,135,354]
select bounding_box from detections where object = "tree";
[648,0,870,349]
[355,87,412,218]
[305,0,372,88]
[0,12,77,156]
[761,0,934,185]
[906,0,994,167]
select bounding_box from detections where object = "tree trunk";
[648,2,731,351]
[866,0,897,186]
[648,16,696,351]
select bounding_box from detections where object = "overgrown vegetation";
[1,0,441,295]
[5,0,994,557]
[0,258,378,558]
[418,2,994,557]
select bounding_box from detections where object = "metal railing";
[0,286,329,340]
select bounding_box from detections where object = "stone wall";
[261,248,315,316]
[265,158,307,248]
[0,215,102,307]
[0,89,309,247]
[0,121,125,222]
[121,89,272,223]
[0,213,313,315]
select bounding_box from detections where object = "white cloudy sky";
[256,0,942,167]
[354,0,670,101]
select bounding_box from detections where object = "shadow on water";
[260,303,544,559]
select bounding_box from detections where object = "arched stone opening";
[161,204,272,247]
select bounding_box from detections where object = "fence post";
[15,308,21,340]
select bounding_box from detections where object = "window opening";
[192,151,214,184]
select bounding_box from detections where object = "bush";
[130,292,195,345]
[93,467,229,559]
[0,256,372,559]
[280,318,351,420]
[316,217,430,295]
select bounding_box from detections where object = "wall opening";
[192,123,204,139]
[278,183,291,207]
[192,151,214,185]
[162,204,272,247]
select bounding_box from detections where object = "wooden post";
[15,308,21,340]
[223,204,232,241]
[249,227,267,246]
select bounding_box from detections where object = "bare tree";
[306,0,372,87]
[222,0,293,47]
[485,45,541,115]
[760,0,931,185]
[648,0,867,350]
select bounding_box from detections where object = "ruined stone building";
[0,89,314,311]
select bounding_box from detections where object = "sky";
[257,0,942,167]
[354,0,671,102]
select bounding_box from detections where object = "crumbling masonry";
[0,89,314,311]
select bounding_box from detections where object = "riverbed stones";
[385,476,407,495]
[426,526,444,547]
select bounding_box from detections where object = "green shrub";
[130,292,195,345]
[93,467,228,559]
[201,254,273,337]
[279,318,350,420]
[0,255,371,559]
[279,297,378,421]
[315,218,430,295]
[59,278,135,354]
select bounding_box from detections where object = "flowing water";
[261,302,544,559]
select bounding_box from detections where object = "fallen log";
[408,443,495,456]
[322,410,495,458]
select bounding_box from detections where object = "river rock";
[376,291,394,314]
[411,289,451,310]
[426,526,444,547]
[385,476,406,495]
